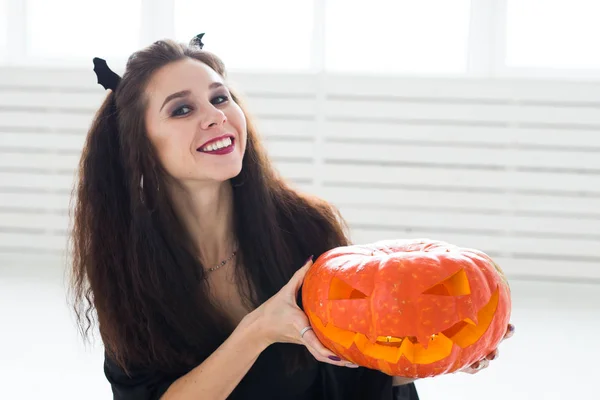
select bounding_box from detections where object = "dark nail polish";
[328,355,341,361]
[304,255,314,265]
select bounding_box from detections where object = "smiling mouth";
[197,136,234,153]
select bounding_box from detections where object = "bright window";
[0,0,7,62]
[324,0,471,75]
[174,0,314,71]
[506,0,600,69]
[26,0,141,63]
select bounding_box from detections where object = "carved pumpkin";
[301,238,511,378]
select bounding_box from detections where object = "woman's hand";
[249,256,359,368]
[460,323,515,374]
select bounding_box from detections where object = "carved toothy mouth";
[308,270,500,365]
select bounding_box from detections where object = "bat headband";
[93,33,206,92]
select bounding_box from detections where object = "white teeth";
[201,137,233,152]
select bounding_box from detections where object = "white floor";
[1,260,598,400]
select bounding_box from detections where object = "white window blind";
[174,0,314,71]
[0,0,7,60]
[1,69,599,281]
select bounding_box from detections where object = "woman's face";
[144,58,247,187]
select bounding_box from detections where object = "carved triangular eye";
[423,269,471,296]
[329,277,368,300]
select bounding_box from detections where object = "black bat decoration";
[189,33,205,49]
[93,57,121,91]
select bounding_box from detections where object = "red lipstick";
[197,134,235,155]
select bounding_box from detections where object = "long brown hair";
[68,38,350,375]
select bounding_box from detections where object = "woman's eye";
[171,105,192,117]
[212,95,229,105]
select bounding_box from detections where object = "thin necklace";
[206,248,238,273]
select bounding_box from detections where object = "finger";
[503,323,515,340]
[461,362,479,374]
[286,256,314,296]
[301,328,340,360]
[301,328,358,368]
[469,358,489,372]
[479,358,490,370]
[307,346,359,368]
[464,358,489,374]
[486,349,499,361]
[304,344,348,366]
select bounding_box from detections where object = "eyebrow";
[159,82,225,112]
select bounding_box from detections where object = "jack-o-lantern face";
[302,238,512,378]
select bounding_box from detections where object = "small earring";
[140,173,160,193]
[231,179,245,188]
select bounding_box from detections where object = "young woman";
[69,34,511,400]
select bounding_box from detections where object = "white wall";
[1,67,599,399]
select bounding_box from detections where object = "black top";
[104,343,419,400]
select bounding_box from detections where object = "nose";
[200,105,227,130]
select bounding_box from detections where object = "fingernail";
[304,255,314,265]
[508,324,515,333]
[489,353,498,361]
[328,355,341,361]
[345,363,359,368]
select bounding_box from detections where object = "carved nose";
[329,298,373,340]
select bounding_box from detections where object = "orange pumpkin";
[302,238,511,378]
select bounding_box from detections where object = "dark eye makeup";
[169,94,230,118]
